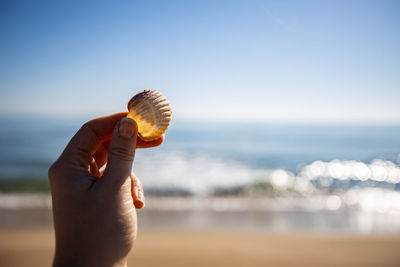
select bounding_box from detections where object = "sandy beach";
[0,227,399,267]
[1,196,400,266]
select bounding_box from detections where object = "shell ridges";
[127,90,172,141]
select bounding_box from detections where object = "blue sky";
[1,0,399,123]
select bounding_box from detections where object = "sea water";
[1,116,400,232]
[1,116,400,193]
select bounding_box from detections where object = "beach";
[2,0,400,266]
[1,196,400,267]
[1,228,400,267]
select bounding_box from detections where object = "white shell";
[127,90,172,141]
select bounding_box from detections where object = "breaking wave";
[135,151,400,194]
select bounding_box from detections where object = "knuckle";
[48,161,60,180]
[80,120,102,141]
[80,121,91,133]
[80,122,94,136]
[48,160,69,181]
[82,119,94,129]
[109,146,135,161]
[134,177,142,188]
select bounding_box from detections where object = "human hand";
[48,112,163,267]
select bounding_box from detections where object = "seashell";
[127,90,172,141]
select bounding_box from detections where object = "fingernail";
[119,118,136,139]
[137,190,145,202]
[134,188,145,208]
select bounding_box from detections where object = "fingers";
[61,113,127,169]
[90,120,164,181]
[59,112,164,170]
[131,173,145,209]
[137,135,164,148]
[92,135,163,169]
[101,118,138,187]
[92,140,110,170]
[88,157,100,177]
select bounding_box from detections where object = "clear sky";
[1,0,399,123]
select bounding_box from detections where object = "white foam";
[134,151,400,195]
[299,158,400,184]
[134,151,272,195]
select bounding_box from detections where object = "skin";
[48,112,163,267]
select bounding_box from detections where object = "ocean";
[1,116,400,233]
[1,116,399,191]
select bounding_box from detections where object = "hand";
[48,112,163,267]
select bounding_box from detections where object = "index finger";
[60,112,127,168]
[137,135,164,148]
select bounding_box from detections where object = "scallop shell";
[127,90,172,141]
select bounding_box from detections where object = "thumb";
[102,117,138,187]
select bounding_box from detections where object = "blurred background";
[0,0,400,266]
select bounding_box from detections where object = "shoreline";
[1,194,400,234]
